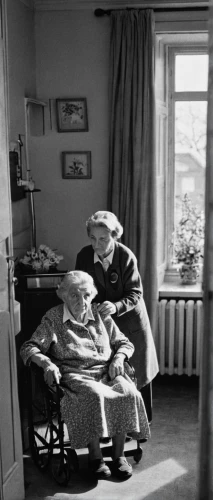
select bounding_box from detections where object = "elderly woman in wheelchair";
[20,270,150,480]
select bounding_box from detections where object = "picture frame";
[62,151,91,179]
[56,98,88,132]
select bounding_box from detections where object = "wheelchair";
[27,361,146,486]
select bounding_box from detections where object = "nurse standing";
[75,211,159,421]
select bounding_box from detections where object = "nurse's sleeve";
[103,313,134,360]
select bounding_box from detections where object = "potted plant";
[172,194,205,284]
[18,244,64,274]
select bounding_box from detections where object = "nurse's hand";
[97,301,117,316]
[109,353,125,380]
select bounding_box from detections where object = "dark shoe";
[89,458,111,478]
[100,437,111,444]
[112,457,132,479]
[139,438,148,443]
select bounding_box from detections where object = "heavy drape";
[108,9,158,333]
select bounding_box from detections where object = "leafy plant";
[172,194,205,267]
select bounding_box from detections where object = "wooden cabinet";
[15,272,66,340]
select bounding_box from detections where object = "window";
[165,41,208,271]
[170,49,208,231]
[155,33,208,279]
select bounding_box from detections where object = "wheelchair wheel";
[51,450,71,485]
[28,379,57,471]
[28,407,57,471]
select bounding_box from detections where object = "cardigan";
[75,241,159,387]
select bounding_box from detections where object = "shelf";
[25,97,47,107]
[159,281,203,299]
[16,271,67,289]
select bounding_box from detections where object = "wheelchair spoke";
[27,365,75,484]
[51,450,71,486]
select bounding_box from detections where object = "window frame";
[166,44,208,273]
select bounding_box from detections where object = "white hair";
[57,270,97,303]
[86,211,123,239]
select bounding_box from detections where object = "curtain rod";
[94,6,208,16]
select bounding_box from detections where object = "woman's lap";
[60,374,150,449]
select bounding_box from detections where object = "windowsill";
[159,281,203,299]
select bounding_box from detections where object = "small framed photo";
[62,151,91,179]
[56,98,88,132]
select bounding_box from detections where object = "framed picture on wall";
[62,151,91,179]
[56,98,88,132]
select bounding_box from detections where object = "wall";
[33,8,208,274]
[6,0,36,259]
[7,5,208,273]
[33,10,110,270]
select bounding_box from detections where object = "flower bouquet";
[18,244,64,274]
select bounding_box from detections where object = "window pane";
[175,55,208,91]
[175,101,207,226]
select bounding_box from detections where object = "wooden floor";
[23,374,200,500]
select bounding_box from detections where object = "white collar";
[63,303,95,326]
[94,247,114,266]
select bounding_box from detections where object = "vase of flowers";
[172,194,204,285]
[18,244,64,274]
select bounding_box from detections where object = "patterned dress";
[20,303,150,449]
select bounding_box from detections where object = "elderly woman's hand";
[108,353,126,380]
[97,301,117,316]
[43,363,62,386]
[30,353,62,386]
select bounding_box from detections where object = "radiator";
[157,299,203,376]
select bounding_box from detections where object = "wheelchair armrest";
[30,361,46,380]
[48,383,65,400]
[29,361,65,400]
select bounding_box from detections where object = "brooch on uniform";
[109,271,119,284]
